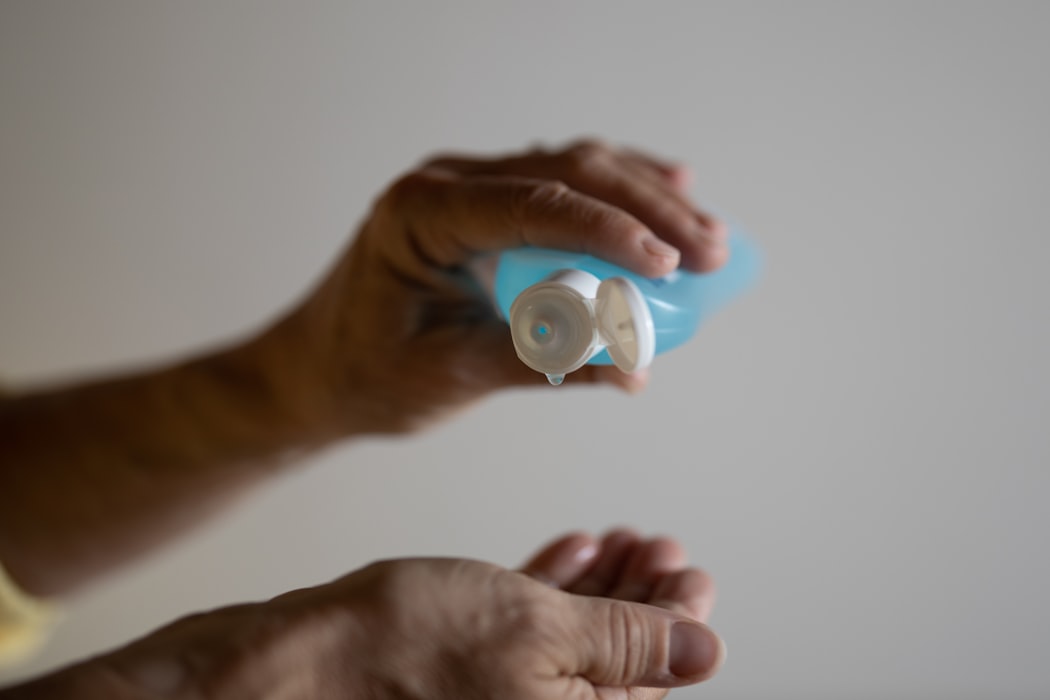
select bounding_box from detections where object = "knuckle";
[500,587,571,664]
[524,140,553,158]
[613,223,652,251]
[530,178,572,203]
[664,207,699,235]
[377,169,445,215]
[566,137,611,158]
[643,193,697,237]
[419,151,456,168]
[495,583,552,637]
[605,602,657,681]
[512,179,572,219]
[349,558,429,609]
[563,138,614,176]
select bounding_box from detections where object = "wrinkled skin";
[64,531,722,700]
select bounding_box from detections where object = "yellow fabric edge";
[0,562,59,668]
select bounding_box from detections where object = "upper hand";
[261,141,729,436]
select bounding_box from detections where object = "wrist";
[208,317,347,452]
[98,597,364,700]
[250,298,392,443]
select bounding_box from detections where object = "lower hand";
[41,531,722,699]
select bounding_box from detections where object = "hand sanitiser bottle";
[494,230,761,385]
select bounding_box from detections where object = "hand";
[519,529,721,700]
[260,140,729,436]
[305,535,722,700]
[25,532,722,699]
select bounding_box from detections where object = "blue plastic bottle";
[494,230,761,384]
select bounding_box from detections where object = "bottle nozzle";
[507,270,654,380]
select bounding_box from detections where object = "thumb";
[561,595,724,688]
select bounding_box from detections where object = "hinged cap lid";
[596,277,655,373]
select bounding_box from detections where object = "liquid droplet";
[545,373,565,386]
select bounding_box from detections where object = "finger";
[607,537,687,602]
[616,158,730,272]
[520,532,599,589]
[561,595,725,687]
[621,148,694,193]
[581,162,721,273]
[377,171,679,279]
[570,529,643,597]
[431,143,727,272]
[430,145,693,194]
[429,147,723,273]
[648,568,717,623]
[583,144,730,271]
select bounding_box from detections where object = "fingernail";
[642,237,680,261]
[668,622,723,678]
[574,542,599,563]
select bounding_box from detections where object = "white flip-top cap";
[508,270,655,377]
[596,277,655,373]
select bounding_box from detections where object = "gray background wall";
[1,1,1047,698]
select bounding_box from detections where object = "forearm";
[1,593,362,700]
[0,318,340,596]
[1,660,136,700]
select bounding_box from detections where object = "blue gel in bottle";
[494,229,761,382]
